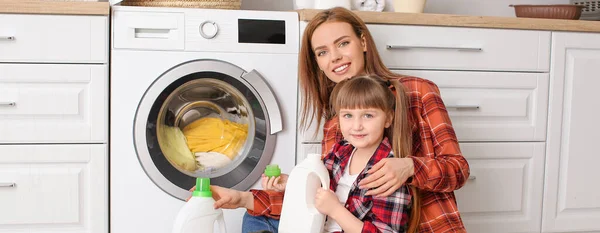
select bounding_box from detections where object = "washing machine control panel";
[185,10,299,54]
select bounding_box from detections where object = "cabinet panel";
[0,144,107,233]
[396,70,549,142]
[368,24,550,72]
[0,14,107,63]
[0,64,107,143]
[543,32,600,232]
[457,142,545,233]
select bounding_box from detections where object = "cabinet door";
[0,145,107,233]
[456,142,545,233]
[0,64,107,143]
[543,32,600,232]
[394,70,549,142]
[0,14,107,63]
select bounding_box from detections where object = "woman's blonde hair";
[298,7,421,232]
[330,75,420,233]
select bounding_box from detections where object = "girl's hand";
[315,188,343,216]
[260,174,289,192]
[358,158,414,197]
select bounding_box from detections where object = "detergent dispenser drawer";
[113,11,184,51]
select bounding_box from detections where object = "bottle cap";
[192,177,212,197]
[264,164,281,178]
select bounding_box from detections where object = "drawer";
[299,71,549,143]
[0,145,106,233]
[456,142,544,233]
[396,70,549,142]
[0,14,107,63]
[368,24,550,72]
[0,64,107,143]
[113,11,184,50]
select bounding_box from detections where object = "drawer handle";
[0,36,16,41]
[468,176,476,180]
[0,102,16,107]
[446,104,480,110]
[0,183,16,187]
[386,45,483,52]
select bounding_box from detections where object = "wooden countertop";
[298,9,600,33]
[0,0,110,15]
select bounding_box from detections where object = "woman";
[210,7,470,233]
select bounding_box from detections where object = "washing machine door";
[134,59,282,200]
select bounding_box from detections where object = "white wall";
[242,0,570,17]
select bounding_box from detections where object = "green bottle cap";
[264,164,281,178]
[192,177,212,197]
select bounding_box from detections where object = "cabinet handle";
[386,45,482,52]
[0,36,15,41]
[0,183,16,187]
[0,102,16,106]
[468,176,476,180]
[446,104,480,110]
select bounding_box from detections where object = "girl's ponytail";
[388,79,421,233]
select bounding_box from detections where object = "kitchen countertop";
[0,0,109,15]
[297,9,600,33]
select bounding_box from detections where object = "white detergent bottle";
[279,153,330,233]
[172,177,227,233]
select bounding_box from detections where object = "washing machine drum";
[133,60,281,200]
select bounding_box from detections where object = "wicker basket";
[121,0,241,9]
[510,4,585,20]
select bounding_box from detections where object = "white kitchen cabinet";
[456,142,545,233]
[368,24,551,72]
[0,64,107,143]
[0,13,108,233]
[542,32,600,233]
[0,145,107,233]
[396,70,549,142]
[0,14,107,63]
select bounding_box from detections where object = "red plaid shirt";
[324,137,411,233]
[249,76,470,233]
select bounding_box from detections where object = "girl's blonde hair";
[330,75,420,233]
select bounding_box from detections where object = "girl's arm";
[314,188,364,233]
[315,187,411,233]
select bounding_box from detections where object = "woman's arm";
[407,79,470,192]
[358,78,470,195]
[210,185,285,219]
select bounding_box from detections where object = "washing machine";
[110,6,298,233]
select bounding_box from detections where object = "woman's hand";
[359,157,415,197]
[260,174,289,192]
[315,188,343,216]
[211,185,254,210]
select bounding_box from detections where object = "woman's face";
[311,21,367,83]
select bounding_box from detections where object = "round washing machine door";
[134,59,282,200]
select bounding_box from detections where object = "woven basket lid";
[121,0,241,9]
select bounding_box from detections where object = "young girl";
[313,75,419,233]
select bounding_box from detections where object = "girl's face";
[311,21,367,83]
[338,108,392,153]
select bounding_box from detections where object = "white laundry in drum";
[195,152,232,169]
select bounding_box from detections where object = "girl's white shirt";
[323,148,360,233]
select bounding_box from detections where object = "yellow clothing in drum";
[183,117,248,160]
